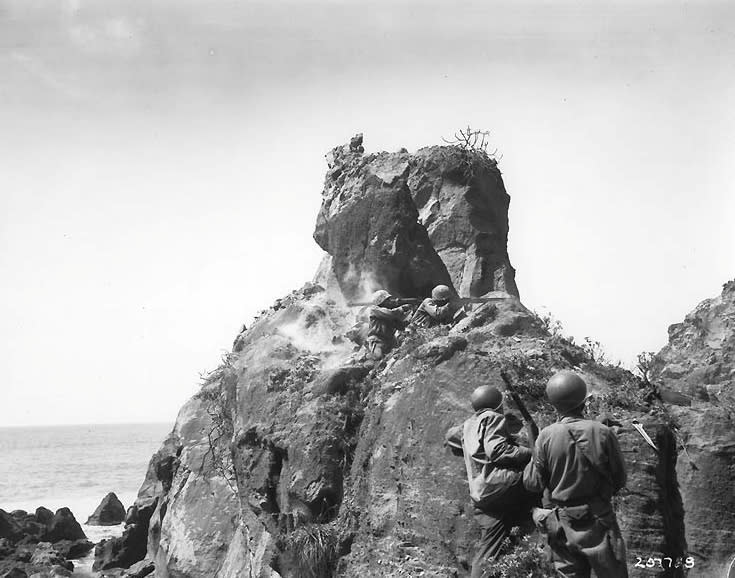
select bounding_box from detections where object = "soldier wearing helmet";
[447,384,538,578]
[524,371,628,578]
[411,284,465,328]
[364,290,412,360]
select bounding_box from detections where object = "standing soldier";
[448,385,538,578]
[524,371,628,578]
[365,290,412,360]
[411,284,465,327]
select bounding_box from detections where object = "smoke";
[271,296,356,369]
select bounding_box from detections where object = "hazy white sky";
[1,0,733,426]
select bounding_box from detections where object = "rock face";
[313,140,518,301]
[126,139,732,578]
[650,279,735,576]
[408,146,518,297]
[87,492,126,526]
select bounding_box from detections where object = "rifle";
[347,294,511,307]
[500,370,539,445]
[347,297,423,307]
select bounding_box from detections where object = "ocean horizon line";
[0,421,174,430]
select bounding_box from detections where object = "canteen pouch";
[532,507,563,537]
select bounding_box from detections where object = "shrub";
[280,524,340,578]
[442,126,501,180]
[484,532,554,578]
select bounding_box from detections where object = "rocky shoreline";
[0,494,153,578]
[0,506,93,577]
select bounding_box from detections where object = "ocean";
[0,422,172,576]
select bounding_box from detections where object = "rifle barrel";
[500,370,539,443]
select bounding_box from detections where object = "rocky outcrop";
[128,138,732,578]
[650,279,735,576]
[408,146,518,297]
[43,510,85,544]
[314,143,454,302]
[87,493,126,526]
[314,138,518,302]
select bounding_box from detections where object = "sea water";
[0,423,172,576]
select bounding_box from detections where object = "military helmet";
[470,385,503,412]
[371,289,392,306]
[431,284,452,301]
[546,371,588,412]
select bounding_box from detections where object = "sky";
[1,0,733,427]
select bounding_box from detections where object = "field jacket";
[460,409,533,509]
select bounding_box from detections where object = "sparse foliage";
[197,352,238,492]
[443,126,497,156]
[484,531,554,578]
[534,310,565,338]
[636,351,656,383]
[582,337,608,365]
[442,125,500,181]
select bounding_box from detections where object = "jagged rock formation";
[650,279,735,577]
[314,141,518,301]
[87,492,126,526]
[117,138,732,578]
[408,147,518,297]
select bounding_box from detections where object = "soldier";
[365,290,412,360]
[447,385,538,578]
[523,371,628,578]
[411,284,465,327]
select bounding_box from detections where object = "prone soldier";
[364,290,412,360]
[411,284,466,327]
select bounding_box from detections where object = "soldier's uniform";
[456,406,536,578]
[412,284,467,328]
[523,416,628,578]
[365,304,409,360]
[411,297,461,327]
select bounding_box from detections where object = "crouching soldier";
[412,284,466,327]
[448,385,538,578]
[365,290,412,360]
[524,371,628,578]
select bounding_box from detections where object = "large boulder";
[0,511,23,543]
[51,539,94,560]
[87,493,126,526]
[92,501,156,572]
[32,510,52,528]
[29,543,71,571]
[43,510,85,543]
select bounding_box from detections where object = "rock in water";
[44,509,86,543]
[92,501,156,572]
[86,493,126,526]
